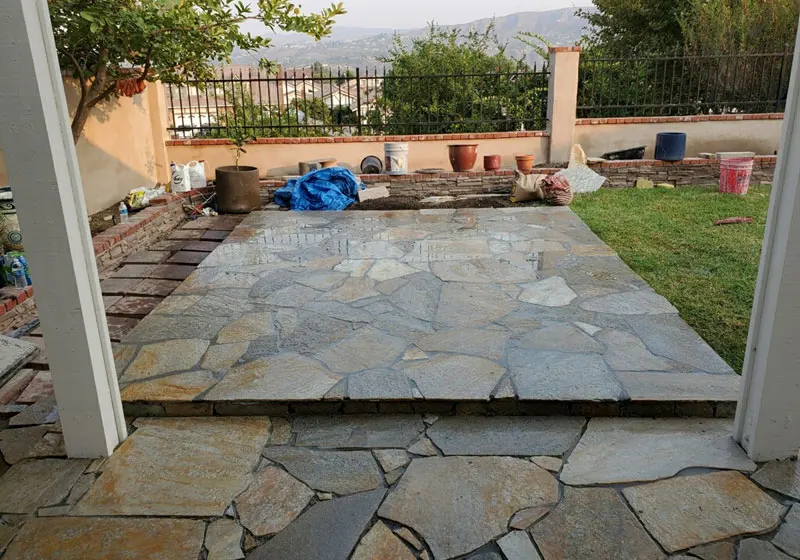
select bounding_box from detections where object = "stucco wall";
[575,117,783,159]
[0,79,167,215]
[166,134,550,178]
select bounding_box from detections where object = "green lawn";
[571,186,772,373]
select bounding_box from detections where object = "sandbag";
[510,171,546,203]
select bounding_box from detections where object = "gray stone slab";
[347,370,416,400]
[531,486,663,560]
[510,351,625,401]
[389,273,441,321]
[626,314,734,374]
[280,313,351,352]
[248,488,386,560]
[739,539,794,560]
[293,415,424,448]
[497,531,542,560]
[518,276,577,307]
[417,328,510,360]
[8,396,58,427]
[427,416,584,456]
[772,504,800,558]
[303,301,373,323]
[579,289,677,315]
[436,283,518,328]
[205,518,244,560]
[373,450,410,473]
[598,329,678,371]
[561,418,756,485]
[315,327,407,374]
[0,425,49,464]
[400,355,506,400]
[0,335,37,379]
[622,472,785,552]
[123,314,230,343]
[512,322,603,354]
[617,372,740,401]
[0,459,88,513]
[379,456,558,559]
[752,459,800,500]
[263,447,383,495]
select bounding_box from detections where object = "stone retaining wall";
[259,157,777,201]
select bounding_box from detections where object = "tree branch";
[152,16,254,37]
[57,47,87,96]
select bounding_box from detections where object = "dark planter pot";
[655,132,687,162]
[448,144,479,172]
[515,155,536,174]
[484,154,502,171]
[215,166,260,214]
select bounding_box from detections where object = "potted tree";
[215,128,260,214]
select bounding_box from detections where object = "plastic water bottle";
[118,202,129,224]
[10,258,26,289]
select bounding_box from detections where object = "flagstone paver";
[352,521,416,560]
[205,518,245,560]
[738,539,795,560]
[688,542,736,560]
[2,517,205,560]
[497,530,542,560]
[262,447,383,495]
[293,415,424,448]
[72,417,269,516]
[623,471,786,552]
[561,418,756,485]
[235,466,314,537]
[427,416,584,456]
[105,210,736,406]
[249,488,386,560]
[752,459,800,500]
[120,338,209,381]
[772,504,800,558]
[0,459,87,513]
[530,486,663,560]
[379,456,558,559]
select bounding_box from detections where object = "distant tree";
[49,0,345,144]
[376,23,548,134]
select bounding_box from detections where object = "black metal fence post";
[776,46,790,112]
[355,68,363,136]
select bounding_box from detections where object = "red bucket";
[719,157,754,195]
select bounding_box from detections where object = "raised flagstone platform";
[113,208,740,417]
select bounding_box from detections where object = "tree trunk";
[71,102,90,145]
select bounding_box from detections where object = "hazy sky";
[287,0,591,29]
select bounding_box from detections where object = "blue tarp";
[275,167,363,211]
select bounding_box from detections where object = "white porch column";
[0,0,127,456]
[734,22,800,461]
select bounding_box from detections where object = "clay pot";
[215,166,261,214]
[483,155,502,171]
[515,155,536,175]
[448,144,479,172]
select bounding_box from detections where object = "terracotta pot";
[516,155,536,175]
[483,155,502,171]
[215,166,261,214]
[448,144,479,172]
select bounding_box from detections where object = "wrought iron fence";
[578,50,794,118]
[165,64,550,139]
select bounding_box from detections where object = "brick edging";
[166,130,549,147]
[588,156,777,169]
[0,285,34,317]
[576,114,784,126]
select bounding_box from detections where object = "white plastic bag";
[171,164,191,193]
[187,160,207,189]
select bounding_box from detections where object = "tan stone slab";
[205,354,341,401]
[121,339,210,381]
[235,466,314,537]
[0,425,49,464]
[622,471,786,552]
[202,343,249,373]
[268,418,292,445]
[0,459,88,514]
[121,370,217,402]
[2,517,205,560]
[352,521,415,560]
[72,417,270,516]
[217,313,276,344]
[16,371,53,404]
[531,456,562,473]
[689,541,736,560]
[206,518,245,560]
[0,370,36,405]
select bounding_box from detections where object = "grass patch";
[571,186,772,373]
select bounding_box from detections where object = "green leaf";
[79,11,95,22]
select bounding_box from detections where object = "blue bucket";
[655,132,687,162]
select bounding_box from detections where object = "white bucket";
[385,142,409,175]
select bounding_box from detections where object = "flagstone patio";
[0,414,798,559]
[111,208,740,415]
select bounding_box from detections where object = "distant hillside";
[232,8,591,69]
